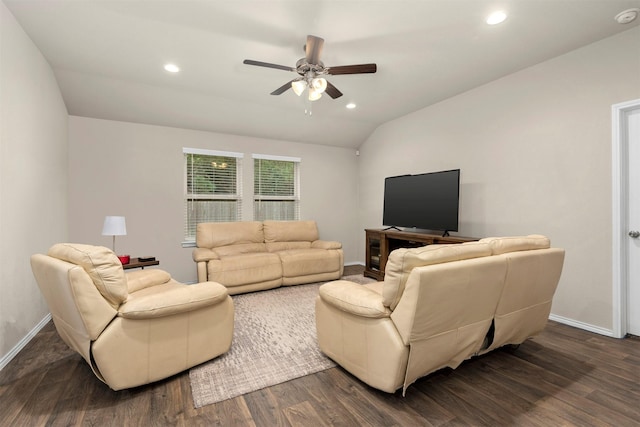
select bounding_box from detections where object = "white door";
[627,106,640,336]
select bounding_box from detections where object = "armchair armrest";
[118,281,229,320]
[319,280,390,318]
[312,240,342,250]
[125,269,171,293]
[192,247,219,262]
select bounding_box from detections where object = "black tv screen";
[383,169,460,233]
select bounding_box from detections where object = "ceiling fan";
[243,35,377,101]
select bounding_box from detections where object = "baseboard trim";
[0,314,52,371]
[549,313,616,338]
[344,261,365,267]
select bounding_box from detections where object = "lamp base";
[117,255,130,265]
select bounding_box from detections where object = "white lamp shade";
[102,216,127,236]
[308,88,322,101]
[311,77,327,93]
[291,80,306,96]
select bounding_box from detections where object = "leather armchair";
[31,243,234,390]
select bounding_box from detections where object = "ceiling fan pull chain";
[304,97,313,116]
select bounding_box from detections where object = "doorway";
[612,99,640,338]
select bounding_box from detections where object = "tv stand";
[364,229,478,281]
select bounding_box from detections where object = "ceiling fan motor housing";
[295,58,326,77]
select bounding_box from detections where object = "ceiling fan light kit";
[243,35,377,105]
[291,80,306,96]
[291,76,327,100]
[311,77,327,93]
[308,89,322,101]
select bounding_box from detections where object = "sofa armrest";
[118,281,229,320]
[125,269,171,293]
[312,240,342,250]
[192,248,219,262]
[319,280,390,318]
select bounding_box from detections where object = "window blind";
[184,148,243,242]
[253,154,300,221]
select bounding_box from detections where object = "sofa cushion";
[479,235,550,255]
[383,242,492,310]
[311,240,342,250]
[278,248,341,277]
[213,242,267,257]
[196,221,264,248]
[207,252,282,287]
[265,241,312,252]
[263,220,319,243]
[48,243,128,308]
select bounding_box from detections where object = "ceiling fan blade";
[243,59,295,72]
[327,63,377,75]
[270,80,295,95]
[325,81,343,99]
[305,35,324,64]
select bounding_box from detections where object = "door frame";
[612,98,640,338]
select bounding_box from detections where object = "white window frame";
[253,154,301,221]
[182,148,243,246]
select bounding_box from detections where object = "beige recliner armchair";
[31,243,234,391]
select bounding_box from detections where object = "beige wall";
[68,117,360,283]
[358,27,640,332]
[0,2,68,363]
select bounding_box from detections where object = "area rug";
[189,274,375,408]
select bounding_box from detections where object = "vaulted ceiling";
[4,0,640,148]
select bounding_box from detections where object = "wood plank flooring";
[1,270,638,426]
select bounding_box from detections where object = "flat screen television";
[382,169,460,235]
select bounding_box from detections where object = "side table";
[122,258,159,270]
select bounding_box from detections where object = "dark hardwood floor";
[2,267,639,426]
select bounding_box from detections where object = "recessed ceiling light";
[346,103,356,109]
[615,8,639,24]
[164,63,180,73]
[486,11,507,25]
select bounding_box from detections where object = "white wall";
[0,2,68,364]
[358,27,640,332]
[68,117,360,283]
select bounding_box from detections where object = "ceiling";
[4,0,640,148]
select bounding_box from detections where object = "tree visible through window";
[254,155,300,221]
[184,148,243,242]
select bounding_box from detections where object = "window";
[253,154,300,221]
[183,148,243,242]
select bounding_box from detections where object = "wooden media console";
[364,228,478,281]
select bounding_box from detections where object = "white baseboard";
[344,261,365,267]
[0,314,52,371]
[549,313,616,338]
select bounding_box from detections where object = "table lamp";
[102,216,129,264]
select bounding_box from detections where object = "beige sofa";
[315,235,564,394]
[193,220,344,294]
[31,243,234,391]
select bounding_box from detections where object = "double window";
[183,149,300,243]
